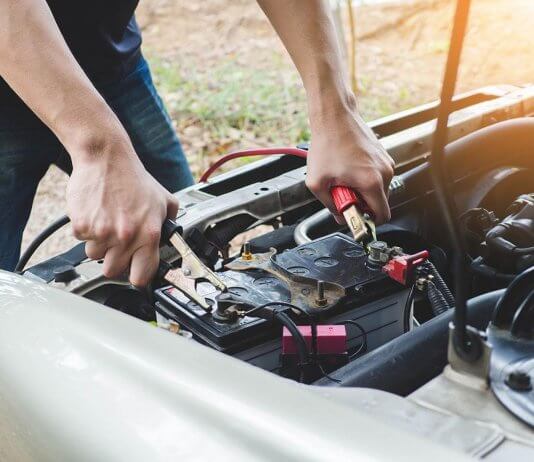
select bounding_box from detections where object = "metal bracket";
[447,323,492,380]
[225,248,345,315]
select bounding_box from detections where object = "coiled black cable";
[427,281,450,316]
[424,261,455,307]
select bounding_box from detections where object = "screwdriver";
[331,185,376,243]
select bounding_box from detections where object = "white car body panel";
[0,271,469,461]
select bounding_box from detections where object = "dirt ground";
[22,0,534,266]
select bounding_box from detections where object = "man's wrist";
[70,132,131,169]
[58,107,134,167]
[307,84,358,129]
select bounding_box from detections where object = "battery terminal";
[241,242,254,261]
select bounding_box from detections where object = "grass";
[149,55,311,175]
[148,53,412,177]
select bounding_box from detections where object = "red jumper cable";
[199,147,376,242]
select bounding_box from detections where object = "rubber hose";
[470,256,516,282]
[392,118,534,209]
[315,289,504,395]
[15,215,71,273]
[492,266,534,328]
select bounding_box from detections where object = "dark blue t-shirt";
[1,0,142,102]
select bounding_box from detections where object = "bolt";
[315,280,327,306]
[391,246,404,256]
[505,371,532,392]
[368,241,389,264]
[317,280,325,299]
[416,277,427,291]
[242,242,253,261]
[369,241,388,252]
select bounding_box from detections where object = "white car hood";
[0,271,468,461]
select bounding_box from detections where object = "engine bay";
[19,85,534,454]
[155,233,413,382]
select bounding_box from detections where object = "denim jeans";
[0,56,194,271]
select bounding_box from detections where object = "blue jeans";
[0,56,194,271]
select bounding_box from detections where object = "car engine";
[18,84,534,457]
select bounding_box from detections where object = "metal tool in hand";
[160,219,227,311]
[331,185,377,243]
[161,263,212,310]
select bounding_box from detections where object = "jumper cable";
[199,147,377,243]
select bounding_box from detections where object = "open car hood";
[0,271,465,461]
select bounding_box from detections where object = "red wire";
[199,147,308,183]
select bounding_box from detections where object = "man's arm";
[0,0,176,285]
[257,0,394,224]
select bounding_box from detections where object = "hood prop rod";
[430,0,481,361]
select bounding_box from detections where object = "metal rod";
[429,0,472,354]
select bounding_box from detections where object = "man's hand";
[67,136,178,287]
[306,108,394,225]
[258,0,395,224]
[0,1,179,285]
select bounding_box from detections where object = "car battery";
[154,233,411,355]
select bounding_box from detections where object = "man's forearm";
[0,0,180,287]
[257,0,356,122]
[257,0,394,225]
[0,0,126,162]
